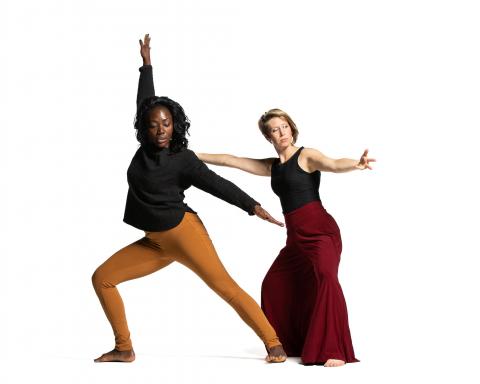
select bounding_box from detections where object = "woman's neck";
[276,145,299,163]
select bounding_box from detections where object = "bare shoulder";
[300,147,325,160]
[299,147,328,172]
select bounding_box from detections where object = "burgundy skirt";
[261,200,359,364]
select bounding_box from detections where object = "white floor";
[3,342,477,384]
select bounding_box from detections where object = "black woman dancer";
[92,35,287,363]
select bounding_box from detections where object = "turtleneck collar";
[142,143,172,165]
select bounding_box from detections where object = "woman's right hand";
[139,33,151,65]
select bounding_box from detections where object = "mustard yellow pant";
[92,212,281,351]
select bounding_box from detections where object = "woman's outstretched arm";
[196,153,275,177]
[303,148,376,173]
[186,152,284,226]
[136,34,155,108]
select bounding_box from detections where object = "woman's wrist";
[337,158,359,172]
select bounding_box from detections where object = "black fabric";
[270,146,321,214]
[122,65,259,231]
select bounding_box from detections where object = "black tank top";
[271,146,321,214]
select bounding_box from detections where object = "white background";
[3,0,480,383]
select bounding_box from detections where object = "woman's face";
[146,106,174,148]
[266,117,293,149]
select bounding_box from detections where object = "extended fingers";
[366,157,375,170]
[139,34,151,48]
[263,212,284,227]
[267,216,285,227]
[256,207,284,227]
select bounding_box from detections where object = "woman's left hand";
[355,149,376,170]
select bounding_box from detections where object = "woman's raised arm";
[136,34,155,108]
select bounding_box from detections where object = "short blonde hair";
[258,108,299,143]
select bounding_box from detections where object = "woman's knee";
[91,266,114,289]
[91,268,101,287]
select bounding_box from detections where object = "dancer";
[197,109,374,366]
[92,35,287,363]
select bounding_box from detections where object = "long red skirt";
[261,200,359,364]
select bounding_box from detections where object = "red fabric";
[261,200,359,364]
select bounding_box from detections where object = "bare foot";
[324,358,345,367]
[265,344,287,363]
[94,348,135,363]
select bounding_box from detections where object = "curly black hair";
[134,96,191,152]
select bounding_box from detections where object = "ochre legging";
[92,212,281,351]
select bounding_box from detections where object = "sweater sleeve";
[136,65,155,108]
[184,151,259,215]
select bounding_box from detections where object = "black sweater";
[123,65,258,231]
